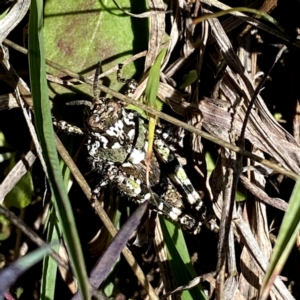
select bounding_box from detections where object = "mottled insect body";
[54,64,210,234]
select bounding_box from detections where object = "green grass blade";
[40,147,73,300]
[260,175,300,300]
[144,48,167,182]
[40,211,60,300]
[145,48,167,109]
[161,217,207,300]
[28,1,89,299]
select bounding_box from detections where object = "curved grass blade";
[0,244,54,297]
[28,1,89,299]
[193,7,283,31]
[90,202,147,287]
[71,201,148,299]
[260,175,300,300]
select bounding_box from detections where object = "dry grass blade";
[0,151,35,203]
[145,0,166,69]
[234,218,294,300]
[240,175,288,211]
[0,0,30,43]
[112,0,169,18]
[201,0,299,46]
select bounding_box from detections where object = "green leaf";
[4,170,33,208]
[235,190,246,202]
[260,175,300,300]
[0,214,10,241]
[0,131,9,147]
[180,70,198,89]
[28,1,90,299]
[44,0,148,100]
[205,152,245,201]
[0,131,12,163]
[4,154,33,209]
[205,152,215,175]
[0,6,10,20]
